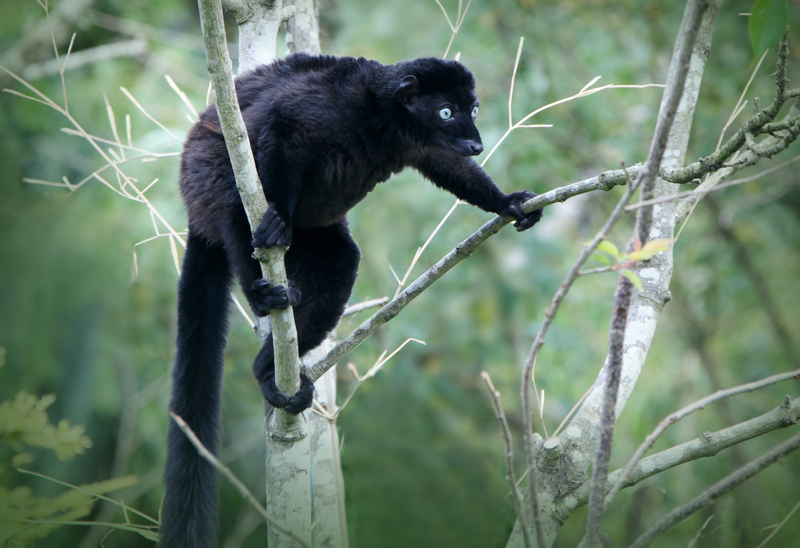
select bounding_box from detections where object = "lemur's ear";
[394,75,419,106]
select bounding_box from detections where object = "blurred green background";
[1,0,800,546]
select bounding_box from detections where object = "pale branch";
[605,369,800,507]
[482,372,533,548]
[232,0,290,74]
[305,166,641,383]
[564,396,800,512]
[196,0,301,427]
[628,432,800,548]
[584,2,710,544]
[661,39,796,184]
[169,413,310,548]
[666,100,800,227]
[520,166,642,547]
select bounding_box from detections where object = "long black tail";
[160,232,231,548]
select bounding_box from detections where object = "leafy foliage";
[0,390,146,545]
[0,391,92,462]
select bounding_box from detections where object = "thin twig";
[436,0,473,59]
[625,153,800,211]
[715,48,769,151]
[481,372,532,548]
[335,338,425,417]
[755,497,800,548]
[390,38,660,305]
[342,297,389,317]
[661,39,793,184]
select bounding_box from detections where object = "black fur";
[161,53,542,547]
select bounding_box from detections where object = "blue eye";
[438,107,452,120]
[471,106,479,118]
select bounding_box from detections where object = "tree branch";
[519,165,642,547]
[482,372,533,548]
[305,166,640,383]
[661,39,794,184]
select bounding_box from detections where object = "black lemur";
[161,53,542,547]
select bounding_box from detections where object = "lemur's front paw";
[500,191,543,232]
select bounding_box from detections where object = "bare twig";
[628,432,800,548]
[391,38,661,298]
[435,0,473,59]
[169,413,309,547]
[661,39,794,184]
[715,48,769,152]
[482,372,532,548]
[608,396,799,497]
[755,497,800,548]
[335,338,425,417]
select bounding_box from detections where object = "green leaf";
[749,0,789,62]
[589,253,611,266]
[596,240,620,258]
[622,270,643,290]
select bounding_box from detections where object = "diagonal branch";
[305,166,641,383]
[519,165,642,547]
[482,372,533,548]
[661,39,796,185]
